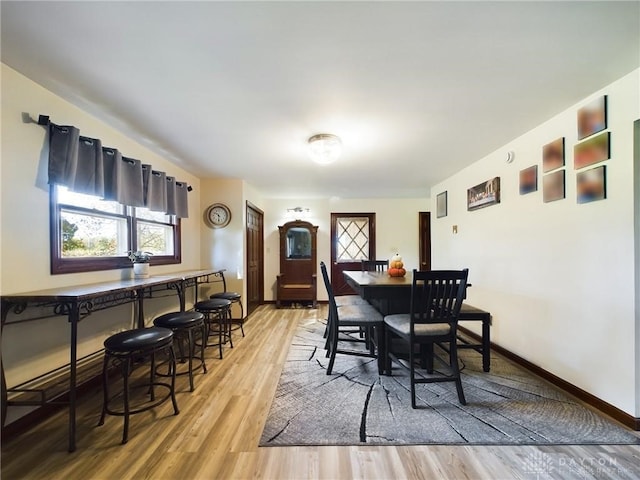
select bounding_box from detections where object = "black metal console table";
[1,269,226,452]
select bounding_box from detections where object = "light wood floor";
[2,305,639,479]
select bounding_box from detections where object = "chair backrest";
[409,269,469,331]
[361,259,389,272]
[319,261,339,320]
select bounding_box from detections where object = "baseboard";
[459,326,640,431]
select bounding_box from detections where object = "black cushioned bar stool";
[98,327,179,444]
[153,311,207,392]
[210,271,245,337]
[209,291,244,337]
[195,298,233,359]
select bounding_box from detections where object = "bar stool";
[98,327,179,444]
[153,311,207,392]
[210,271,245,337]
[194,298,233,359]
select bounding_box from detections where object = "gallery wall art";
[574,131,610,170]
[577,95,607,140]
[543,138,564,172]
[577,166,606,203]
[467,177,500,211]
[519,165,538,195]
[543,170,565,203]
[436,191,448,218]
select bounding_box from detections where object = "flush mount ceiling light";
[308,133,342,165]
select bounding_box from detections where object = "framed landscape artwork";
[542,137,564,172]
[467,177,500,211]
[519,165,538,195]
[543,170,565,203]
[436,191,448,218]
[577,95,607,140]
[574,131,610,169]
[577,166,606,204]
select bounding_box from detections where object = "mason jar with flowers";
[127,250,153,278]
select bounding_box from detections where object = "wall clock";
[205,203,232,228]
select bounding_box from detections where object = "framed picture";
[577,95,607,140]
[519,165,538,195]
[543,137,564,172]
[436,191,448,218]
[577,165,606,204]
[543,170,565,203]
[467,177,500,211]
[574,131,610,170]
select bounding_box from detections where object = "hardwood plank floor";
[2,305,639,479]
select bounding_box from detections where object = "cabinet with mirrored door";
[276,220,318,308]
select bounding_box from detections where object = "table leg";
[482,315,491,372]
[376,324,387,375]
[68,303,80,452]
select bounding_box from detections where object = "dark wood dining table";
[342,270,491,372]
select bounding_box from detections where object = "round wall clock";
[205,203,232,228]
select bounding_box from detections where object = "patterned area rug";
[260,318,640,446]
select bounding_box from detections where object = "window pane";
[57,186,122,214]
[136,207,172,223]
[336,217,370,262]
[61,210,128,258]
[136,221,174,256]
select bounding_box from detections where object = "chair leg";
[326,317,338,375]
[122,357,131,444]
[409,344,417,409]
[168,345,180,415]
[449,340,466,405]
[199,322,208,374]
[186,330,195,392]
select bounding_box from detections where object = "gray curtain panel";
[142,164,167,212]
[47,123,79,187]
[102,147,122,201]
[165,176,177,215]
[118,157,145,207]
[175,181,189,218]
[72,136,104,197]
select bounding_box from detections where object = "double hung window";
[50,185,180,274]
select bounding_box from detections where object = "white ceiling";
[2,1,639,199]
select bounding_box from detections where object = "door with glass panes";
[330,213,376,296]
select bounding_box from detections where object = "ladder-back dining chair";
[383,268,469,408]
[320,261,384,375]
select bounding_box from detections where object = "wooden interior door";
[246,202,264,316]
[330,213,376,296]
[419,211,431,271]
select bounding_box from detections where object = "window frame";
[50,185,181,274]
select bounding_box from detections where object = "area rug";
[260,318,640,446]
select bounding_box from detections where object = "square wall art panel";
[577,166,606,204]
[574,131,610,170]
[543,170,565,203]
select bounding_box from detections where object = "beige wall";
[431,69,640,417]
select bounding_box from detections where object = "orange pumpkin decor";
[388,254,406,277]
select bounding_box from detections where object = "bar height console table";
[1,269,225,452]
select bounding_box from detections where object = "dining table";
[342,270,492,372]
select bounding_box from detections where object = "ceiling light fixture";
[308,133,342,165]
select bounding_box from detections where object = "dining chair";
[320,261,384,375]
[361,259,389,272]
[383,268,469,408]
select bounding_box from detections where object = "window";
[51,185,181,274]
